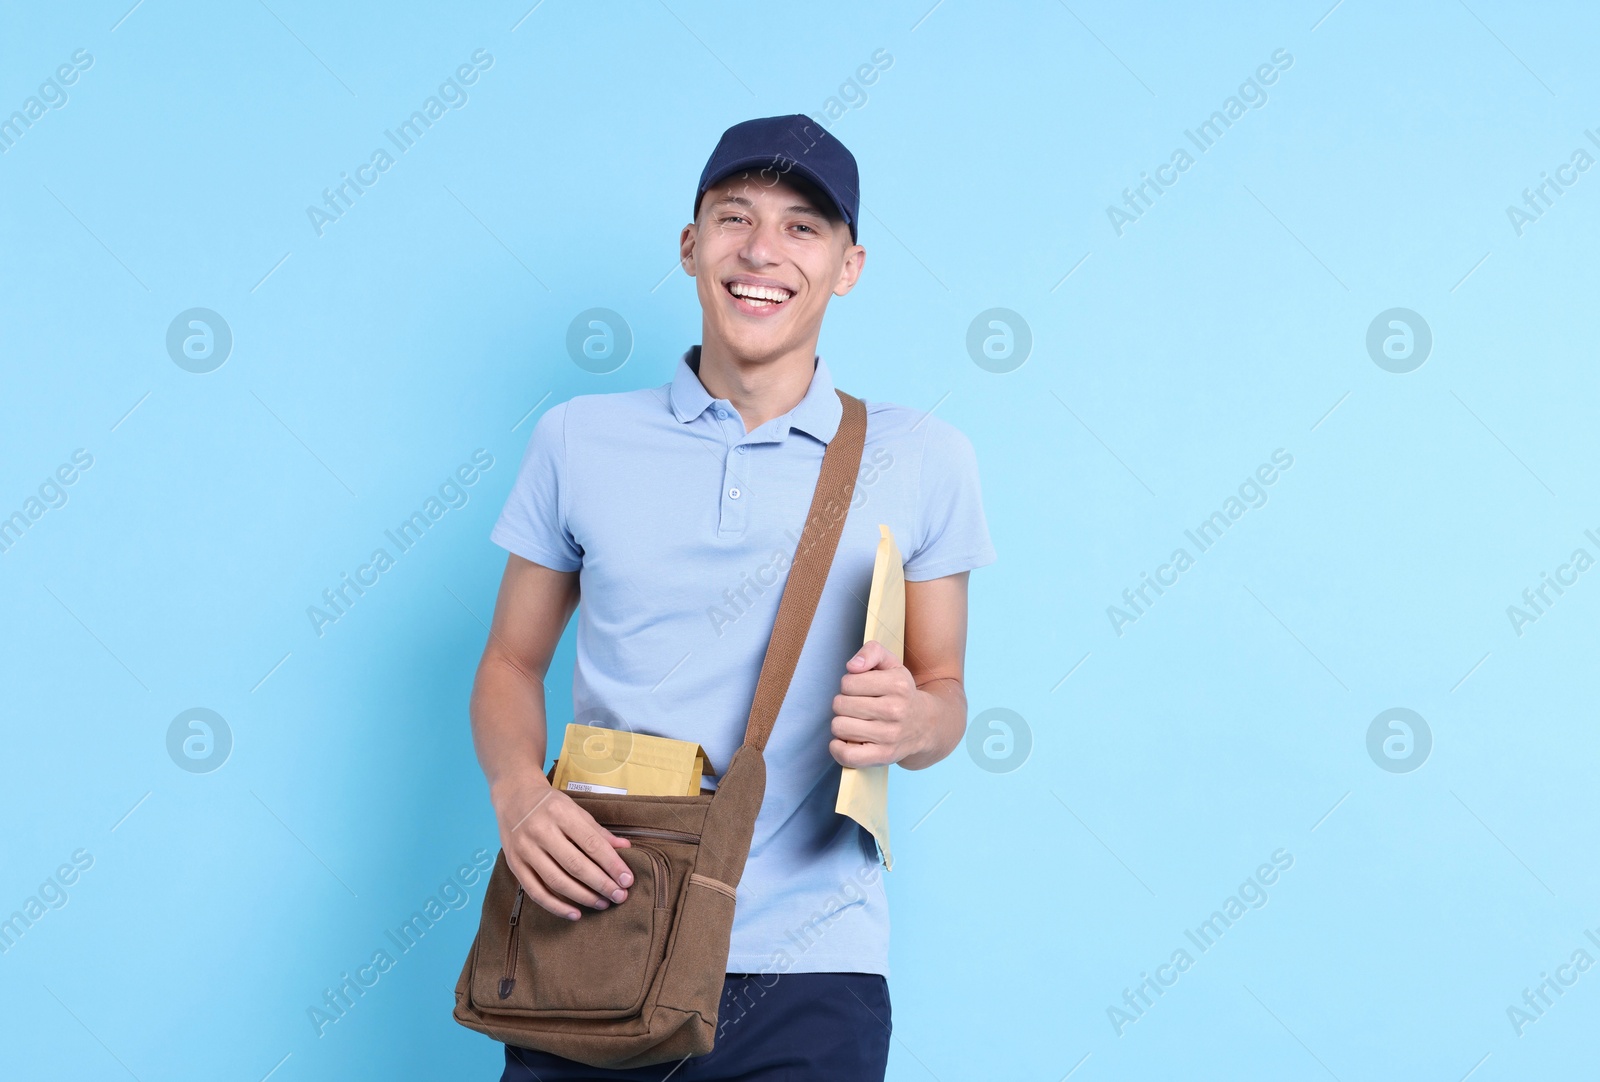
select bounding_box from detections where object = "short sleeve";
[489,402,583,571]
[902,418,997,582]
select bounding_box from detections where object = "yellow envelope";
[835,524,903,870]
[550,723,717,797]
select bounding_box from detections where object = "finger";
[505,851,542,901]
[847,640,901,673]
[559,811,636,890]
[563,819,636,896]
[831,712,897,744]
[839,669,910,699]
[523,877,583,921]
[528,846,613,913]
[506,852,581,921]
[830,736,894,768]
[549,831,631,904]
[513,835,597,906]
[832,691,906,723]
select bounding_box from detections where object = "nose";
[737,214,782,268]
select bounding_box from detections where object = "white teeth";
[728,282,792,303]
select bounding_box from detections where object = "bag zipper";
[609,829,692,910]
[496,840,671,997]
[609,826,701,845]
[498,889,524,999]
[626,845,669,909]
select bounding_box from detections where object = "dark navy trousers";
[500,972,891,1081]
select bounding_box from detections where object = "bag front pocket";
[471,844,671,1019]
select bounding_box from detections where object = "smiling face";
[680,171,865,368]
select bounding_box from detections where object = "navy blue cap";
[694,115,860,242]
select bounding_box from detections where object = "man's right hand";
[492,777,634,921]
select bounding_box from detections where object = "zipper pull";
[499,890,525,1000]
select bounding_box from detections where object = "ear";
[832,242,866,297]
[679,221,698,277]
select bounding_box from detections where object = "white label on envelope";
[566,781,627,794]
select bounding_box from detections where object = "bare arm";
[830,571,971,770]
[469,553,636,919]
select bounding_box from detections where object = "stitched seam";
[689,873,736,900]
[557,399,576,558]
[914,413,929,560]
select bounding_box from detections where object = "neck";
[694,333,818,433]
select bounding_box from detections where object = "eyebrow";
[707,194,828,220]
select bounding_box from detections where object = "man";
[471,115,996,1080]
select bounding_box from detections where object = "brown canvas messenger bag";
[453,389,868,1068]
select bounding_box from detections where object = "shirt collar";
[669,346,843,444]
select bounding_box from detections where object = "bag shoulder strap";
[742,389,867,753]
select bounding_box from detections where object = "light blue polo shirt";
[490,347,996,977]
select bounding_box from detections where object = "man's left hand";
[829,640,927,768]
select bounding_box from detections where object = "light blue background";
[3,1,1597,1078]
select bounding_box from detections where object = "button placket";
[714,404,750,536]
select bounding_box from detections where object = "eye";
[792,223,816,234]
[719,215,750,226]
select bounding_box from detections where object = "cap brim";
[699,154,856,237]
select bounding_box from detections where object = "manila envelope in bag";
[835,524,902,870]
[550,724,717,796]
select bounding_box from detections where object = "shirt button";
[736,445,747,455]
[716,409,729,420]
[728,487,741,500]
